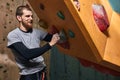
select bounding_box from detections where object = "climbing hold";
[10,10,12,12]
[48,26,70,49]
[59,29,67,43]
[9,21,11,24]
[58,40,70,49]
[108,0,120,13]
[48,25,59,34]
[38,19,48,29]
[73,0,80,11]
[26,4,30,8]
[6,3,10,10]
[6,3,10,6]
[3,69,7,73]
[4,26,7,29]
[3,38,5,41]
[0,65,3,69]
[92,4,109,32]
[58,29,70,49]
[6,14,8,16]
[57,11,65,20]
[39,3,45,10]
[68,29,75,38]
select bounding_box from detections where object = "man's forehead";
[22,9,33,15]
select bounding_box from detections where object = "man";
[7,5,60,80]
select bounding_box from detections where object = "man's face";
[19,9,33,29]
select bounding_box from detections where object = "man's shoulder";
[9,28,19,33]
[7,28,19,37]
[33,28,41,31]
[33,28,47,33]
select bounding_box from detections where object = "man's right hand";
[49,33,60,46]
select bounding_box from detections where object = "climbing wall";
[50,46,120,80]
[27,0,120,75]
[64,0,120,75]
[0,0,42,80]
[0,0,20,79]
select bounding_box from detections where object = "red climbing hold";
[92,4,109,32]
[48,26,70,49]
[48,25,59,34]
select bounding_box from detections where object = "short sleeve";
[35,29,48,40]
[40,30,48,40]
[7,32,21,47]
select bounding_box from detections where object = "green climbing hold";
[68,29,75,38]
[57,11,65,20]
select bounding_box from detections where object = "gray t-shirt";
[7,28,47,75]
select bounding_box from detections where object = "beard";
[22,20,33,29]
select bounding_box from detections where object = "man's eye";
[26,15,30,17]
[26,15,33,18]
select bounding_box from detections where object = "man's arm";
[43,33,53,42]
[9,42,51,60]
[8,33,60,61]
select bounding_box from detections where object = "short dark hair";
[16,5,32,16]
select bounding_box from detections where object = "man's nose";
[30,16,33,20]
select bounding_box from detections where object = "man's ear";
[16,16,22,21]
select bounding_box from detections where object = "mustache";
[30,20,33,23]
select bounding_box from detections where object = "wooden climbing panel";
[27,0,120,73]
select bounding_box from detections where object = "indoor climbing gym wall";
[27,0,120,79]
[0,0,41,80]
[1,0,120,80]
